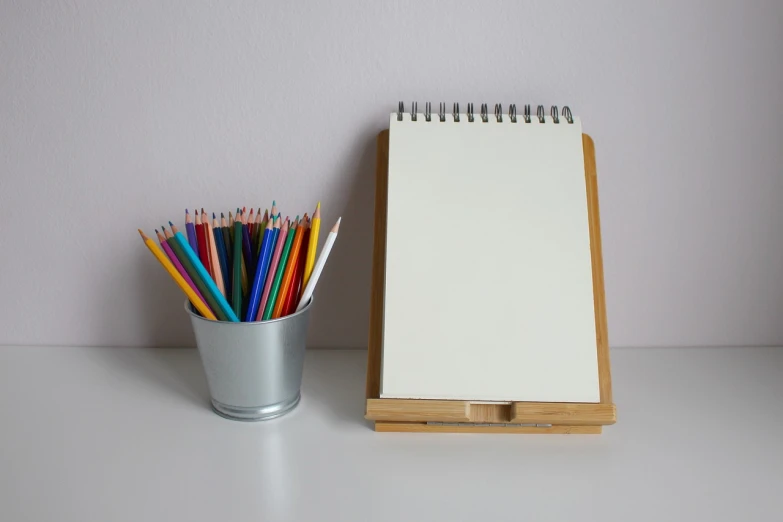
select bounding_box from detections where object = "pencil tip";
[221,212,225,218]
[185,208,189,214]
[273,200,276,205]
[168,221,174,227]
[212,212,216,219]
[138,229,145,238]
[154,229,158,233]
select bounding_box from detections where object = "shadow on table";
[91,347,211,411]
[301,350,370,428]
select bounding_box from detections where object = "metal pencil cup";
[185,298,313,421]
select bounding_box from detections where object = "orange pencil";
[281,217,310,315]
[272,215,308,318]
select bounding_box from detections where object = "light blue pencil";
[172,232,239,322]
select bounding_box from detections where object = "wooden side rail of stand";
[365,130,616,434]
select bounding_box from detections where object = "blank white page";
[381,112,599,402]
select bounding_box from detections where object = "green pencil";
[168,236,232,322]
[262,218,298,320]
[232,214,243,319]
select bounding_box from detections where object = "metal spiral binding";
[396,102,574,123]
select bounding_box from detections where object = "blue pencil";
[172,232,239,322]
[185,209,199,254]
[242,219,255,280]
[246,221,276,321]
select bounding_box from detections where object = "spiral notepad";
[380,102,600,403]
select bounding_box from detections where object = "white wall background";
[1,0,782,348]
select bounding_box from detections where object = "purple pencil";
[155,229,212,314]
[185,209,199,254]
[255,217,288,321]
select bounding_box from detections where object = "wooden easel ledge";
[365,130,616,434]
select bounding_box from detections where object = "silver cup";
[185,298,312,421]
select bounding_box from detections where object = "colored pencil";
[256,217,287,321]
[228,211,236,245]
[247,208,255,240]
[246,219,275,321]
[263,218,296,320]
[256,209,269,255]
[168,221,180,235]
[203,209,225,297]
[241,211,255,280]
[282,219,310,316]
[139,230,216,321]
[296,217,340,312]
[185,209,199,254]
[303,202,321,292]
[232,213,243,319]
[233,209,249,294]
[195,210,212,277]
[161,225,173,240]
[252,208,263,254]
[154,229,211,313]
[213,214,231,300]
[220,213,233,295]
[169,231,238,322]
[273,215,307,318]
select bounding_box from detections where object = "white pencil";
[296,217,341,311]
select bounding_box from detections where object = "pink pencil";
[255,217,288,320]
[155,229,212,312]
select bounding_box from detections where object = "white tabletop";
[1,346,781,521]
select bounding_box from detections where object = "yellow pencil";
[302,202,321,292]
[138,229,217,320]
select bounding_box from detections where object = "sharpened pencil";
[195,210,213,277]
[232,211,243,319]
[256,217,287,321]
[203,209,225,297]
[155,229,211,313]
[139,230,216,321]
[273,215,307,318]
[246,219,275,321]
[185,209,199,255]
[282,218,310,316]
[213,214,230,300]
[297,217,340,312]
[263,217,296,320]
[169,232,238,322]
[303,202,321,291]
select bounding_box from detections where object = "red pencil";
[195,210,213,275]
[281,217,311,316]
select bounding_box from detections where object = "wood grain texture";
[366,398,469,421]
[582,134,613,405]
[374,422,602,435]
[365,131,615,433]
[367,399,615,425]
[511,402,615,425]
[365,130,389,400]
